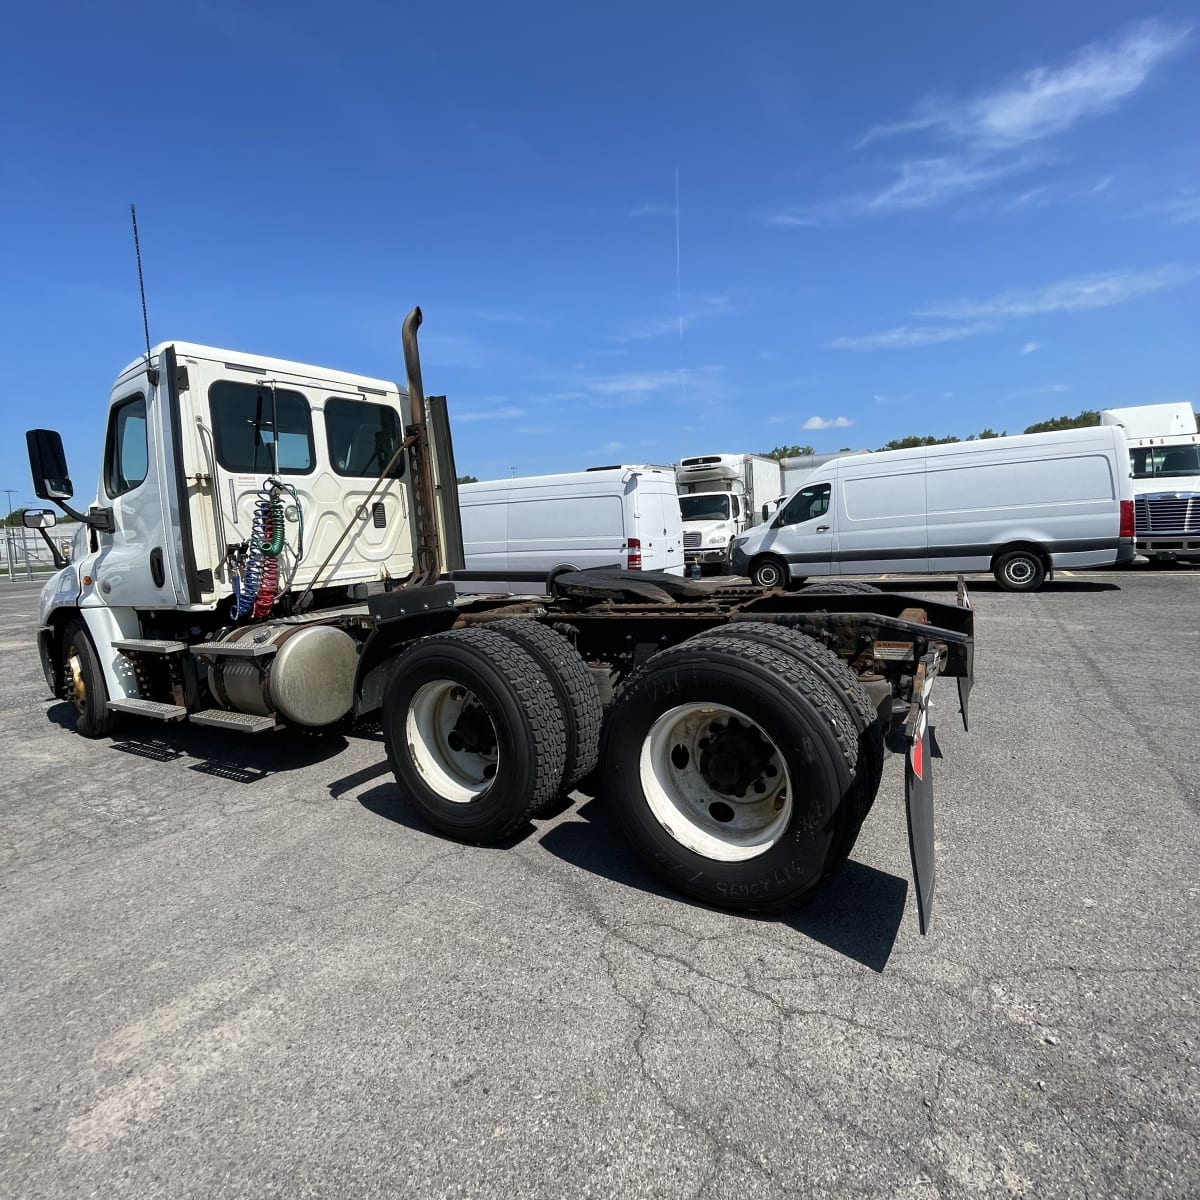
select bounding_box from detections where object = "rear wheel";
[382,629,566,843]
[601,635,858,911]
[485,618,602,795]
[796,581,881,595]
[60,620,120,739]
[749,555,789,590]
[993,548,1045,592]
[693,623,886,873]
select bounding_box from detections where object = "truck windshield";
[1131,445,1200,479]
[680,494,730,521]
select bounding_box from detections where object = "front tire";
[994,548,1046,592]
[60,619,120,738]
[601,635,859,911]
[749,555,789,590]
[382,629,567,843]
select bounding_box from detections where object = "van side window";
[325,397,405,478]
[209,381,314,474]
[103,394,149,498]
[777,483,830,526]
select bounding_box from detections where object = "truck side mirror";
[761,503,769,523]
[23,508,57,529]
[26,430,74,500]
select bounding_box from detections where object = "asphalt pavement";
[1,569,1197,1199]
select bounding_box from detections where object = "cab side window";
[324,398,405,478]
[209,381,314,474]
[104,395,149,498]
[777,483,830,527]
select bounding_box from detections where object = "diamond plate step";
[108,698,188,721]
[113,638,189,655]
[190,641,277,659]
[189,709,279,734]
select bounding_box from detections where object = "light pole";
[2,488,14,581]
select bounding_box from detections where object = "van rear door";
[633,477,684,574]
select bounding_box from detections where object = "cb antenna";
[130,204,157,385]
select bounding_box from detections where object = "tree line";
[759,408,1200,459]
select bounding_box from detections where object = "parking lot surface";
[1,571,1197,1199]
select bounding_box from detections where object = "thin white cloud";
[616,295,732,343]
[1091,174,1116,194]
[1020,341,1041,355]
[780,20,1190,226]
[587,370,683,395]
[917,265,1195,320]
[830,323,993,351]
[1142,190,1200,224]
[802,416,855,430]
[454,405,527,423]
[859,19,1191,150]
[629,202,677,218]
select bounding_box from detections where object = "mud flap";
[905,713,935,935]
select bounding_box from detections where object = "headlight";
[706,533,727,545]
[732,536,748,549]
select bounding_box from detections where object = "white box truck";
[676,453,782,572]
[732,426,1136,591]
[454,465,684,594]
[1101,402,1200,562]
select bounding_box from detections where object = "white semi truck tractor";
[24,308,974,932]
[1101,402,1200,563]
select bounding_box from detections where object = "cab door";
[759,481,835,576]
[87,383,185,609]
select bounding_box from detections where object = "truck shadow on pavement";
[352,775,907,972]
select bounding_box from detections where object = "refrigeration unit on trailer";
[1101,402,1200,562]
[732,425,1135,591]
[26,305,975,936]
[453,465,684,595]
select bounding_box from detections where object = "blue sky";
[1,2,1197,499]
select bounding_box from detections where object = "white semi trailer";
[23,308,974,933]
[1101,402,1200,562]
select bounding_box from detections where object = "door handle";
[816,524,830,532]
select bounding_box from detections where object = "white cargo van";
[731,427,1135,592]
[453,465,684,595]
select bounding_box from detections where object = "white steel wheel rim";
[405,680,499,803]
[757,561,781,587]
[639,702,793,863]
[1006,557,1034,584]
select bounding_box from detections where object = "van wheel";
[749,555,789,589]
[994,549,1046,592]
[382,629,567,843]
[60,620,120,739]
[601,635,856,911]
[485,619,603,796]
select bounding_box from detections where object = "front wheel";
[601,635,858,911]
[382,628,567,843]
[60,620,120,738]
[993,549,1046,592]
[749,554,789,590]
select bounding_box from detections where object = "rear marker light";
[1119,500,1134,539]
[626,538,642,570]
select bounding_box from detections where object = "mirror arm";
[47,497,114,532]
[35,528,68,570]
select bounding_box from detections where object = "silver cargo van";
[454,465,684,595]
[732,426,1136,592]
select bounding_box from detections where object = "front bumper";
[684,547,730,566]
[730,543,751,576]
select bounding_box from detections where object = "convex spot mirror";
[23,509,57,529]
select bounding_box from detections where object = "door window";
[104,394,149,497]
[325,397,405,478]
[209,381,314,474]
[777,483,830,526]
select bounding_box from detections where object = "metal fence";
[1,523,78,581]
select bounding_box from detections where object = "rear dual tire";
[382,625,600,843]
[601,633,872,911]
